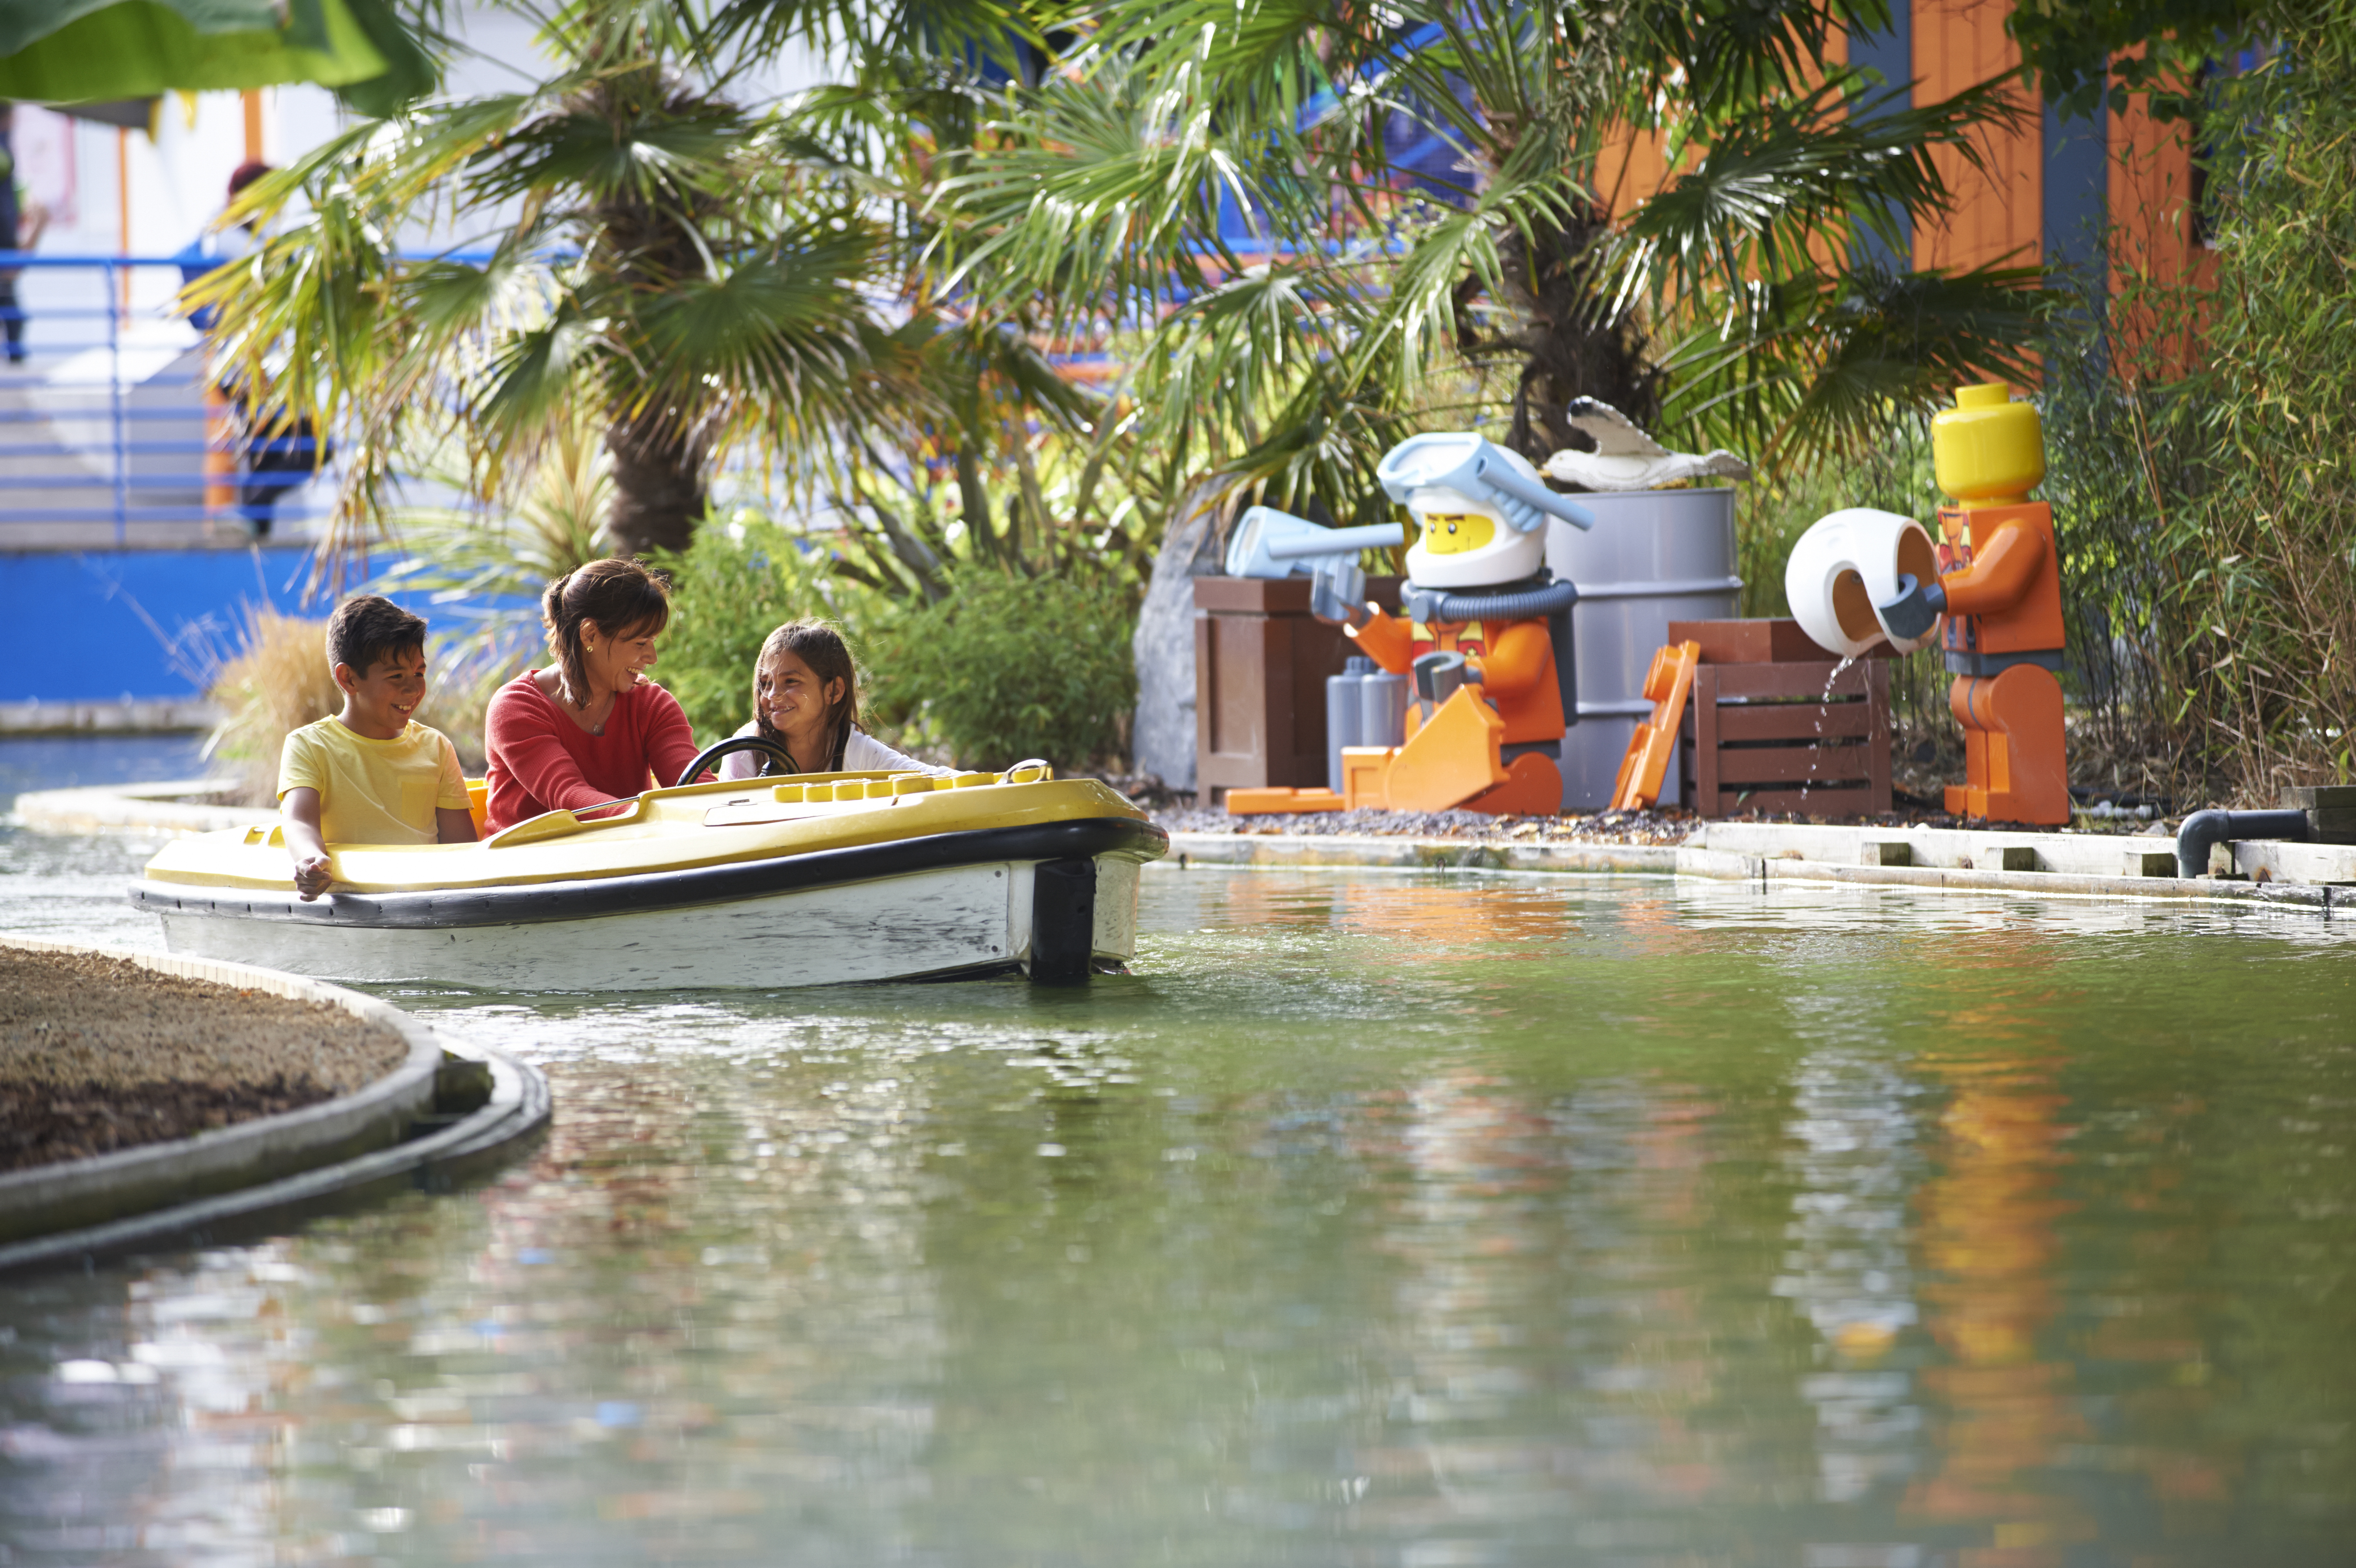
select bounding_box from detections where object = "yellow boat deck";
[142,768,1158,896]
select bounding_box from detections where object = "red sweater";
[482,671,703,833]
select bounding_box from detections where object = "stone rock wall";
[1130,486,1224,791]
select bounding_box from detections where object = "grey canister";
[1360,666,1407,755]
[1326,655,1375,793]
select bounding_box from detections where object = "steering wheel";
[675,734,799,788]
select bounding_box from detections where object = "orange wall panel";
[2106,59,2212,375]
[1911,0,2041,272]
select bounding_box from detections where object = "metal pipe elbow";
[2175,807,2313,879]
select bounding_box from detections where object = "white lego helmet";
[1376,433,1593,590]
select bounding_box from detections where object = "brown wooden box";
[1677,642,1892,818]
[1666,617,1893,663]
[1194,575,1402,797]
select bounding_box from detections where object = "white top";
[717,720,955,781]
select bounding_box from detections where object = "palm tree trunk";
[603,416,706,557]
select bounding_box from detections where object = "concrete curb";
[2,937,467,1254]
[0,699,222,736]
[0,1031,550,1280]
[19,778,2342,917]
[12,779,272,837]
[1167,830,2350,915]
[1166,831,1680,877]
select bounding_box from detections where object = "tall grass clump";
[206,608,500,805]
[2036,14,2356,805]
[206,609,343,805]
[2179,15,2356,796]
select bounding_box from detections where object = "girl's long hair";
[753,621,863,773]
[542,558,671,708]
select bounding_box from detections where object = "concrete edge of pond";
[12,778,272,837]
[0,1037,550,1280]
[1165,830,2353,915]
[0,936,448,1246]
[0,938,552,1277]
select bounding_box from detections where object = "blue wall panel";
[7,549,519,703]
[2042,97,2109,288]
[1847,9,1914,272]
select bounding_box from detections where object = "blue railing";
[0,251,327,547]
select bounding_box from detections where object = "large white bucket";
[1782,508,1942,658]
[1543,487,1742,811]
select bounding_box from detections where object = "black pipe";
[2175,808,2312,879]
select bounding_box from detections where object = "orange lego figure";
[1333,434,1589,814]
[1225,434,1590,817]
[1877,384,2070,825]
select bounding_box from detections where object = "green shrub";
[650,513,880,743]
[870,568,1137,770]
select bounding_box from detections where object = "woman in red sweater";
[481,558,706,833]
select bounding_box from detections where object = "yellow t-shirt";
[278,719,469,846]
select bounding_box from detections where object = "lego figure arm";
[1345,610,1416,675]
[1936,518,2047,616]
[1465,621,1550,701]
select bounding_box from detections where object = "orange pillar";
[206,91,269,524]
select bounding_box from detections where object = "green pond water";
[4,751,2356,1568]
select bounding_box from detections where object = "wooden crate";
[1678,656,1892,817]
[1194,575,1401,798]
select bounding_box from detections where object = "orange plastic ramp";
[1459,751,1562,816]
[1226,787,1351,816]
[1340,748,1395,811]
[1609,641,1702,810]
[1382,687,1508,812]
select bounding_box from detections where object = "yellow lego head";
[1401,489,1543,588]
[1419,512,1496,556]
[1931,382,2045,508]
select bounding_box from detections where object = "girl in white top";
[718,621,954,781]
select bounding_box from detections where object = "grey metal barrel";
[1543,487,1741,810]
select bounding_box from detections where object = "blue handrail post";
[107,258,128,544]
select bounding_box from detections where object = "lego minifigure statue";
[1877,384,2070,825]
[1312,433,1591,814]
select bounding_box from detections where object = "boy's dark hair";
[326,595,427,677]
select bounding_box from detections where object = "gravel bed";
[1152,805,1702,846]
[1154,803,2181,843]
[0,949,410,1173]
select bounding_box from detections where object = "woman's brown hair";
[753,621,863,773]
[543,558,671,708]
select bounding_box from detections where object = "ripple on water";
[3,822,2356,1565]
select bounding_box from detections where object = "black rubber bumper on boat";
[131,817,1169,930]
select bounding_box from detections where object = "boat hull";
[133,820,1158,991]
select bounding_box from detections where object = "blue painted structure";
[1847,11,1913,272]
[9,547,520,703]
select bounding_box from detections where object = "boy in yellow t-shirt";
[279,596,477,900]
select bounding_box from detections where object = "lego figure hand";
[1309,559,1370,627]
[1874,573,1947,642]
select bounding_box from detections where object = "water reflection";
[1777,1050,1927,1504]
[3,860,2356,1566]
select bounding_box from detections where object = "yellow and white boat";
[131,764,1167,991]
